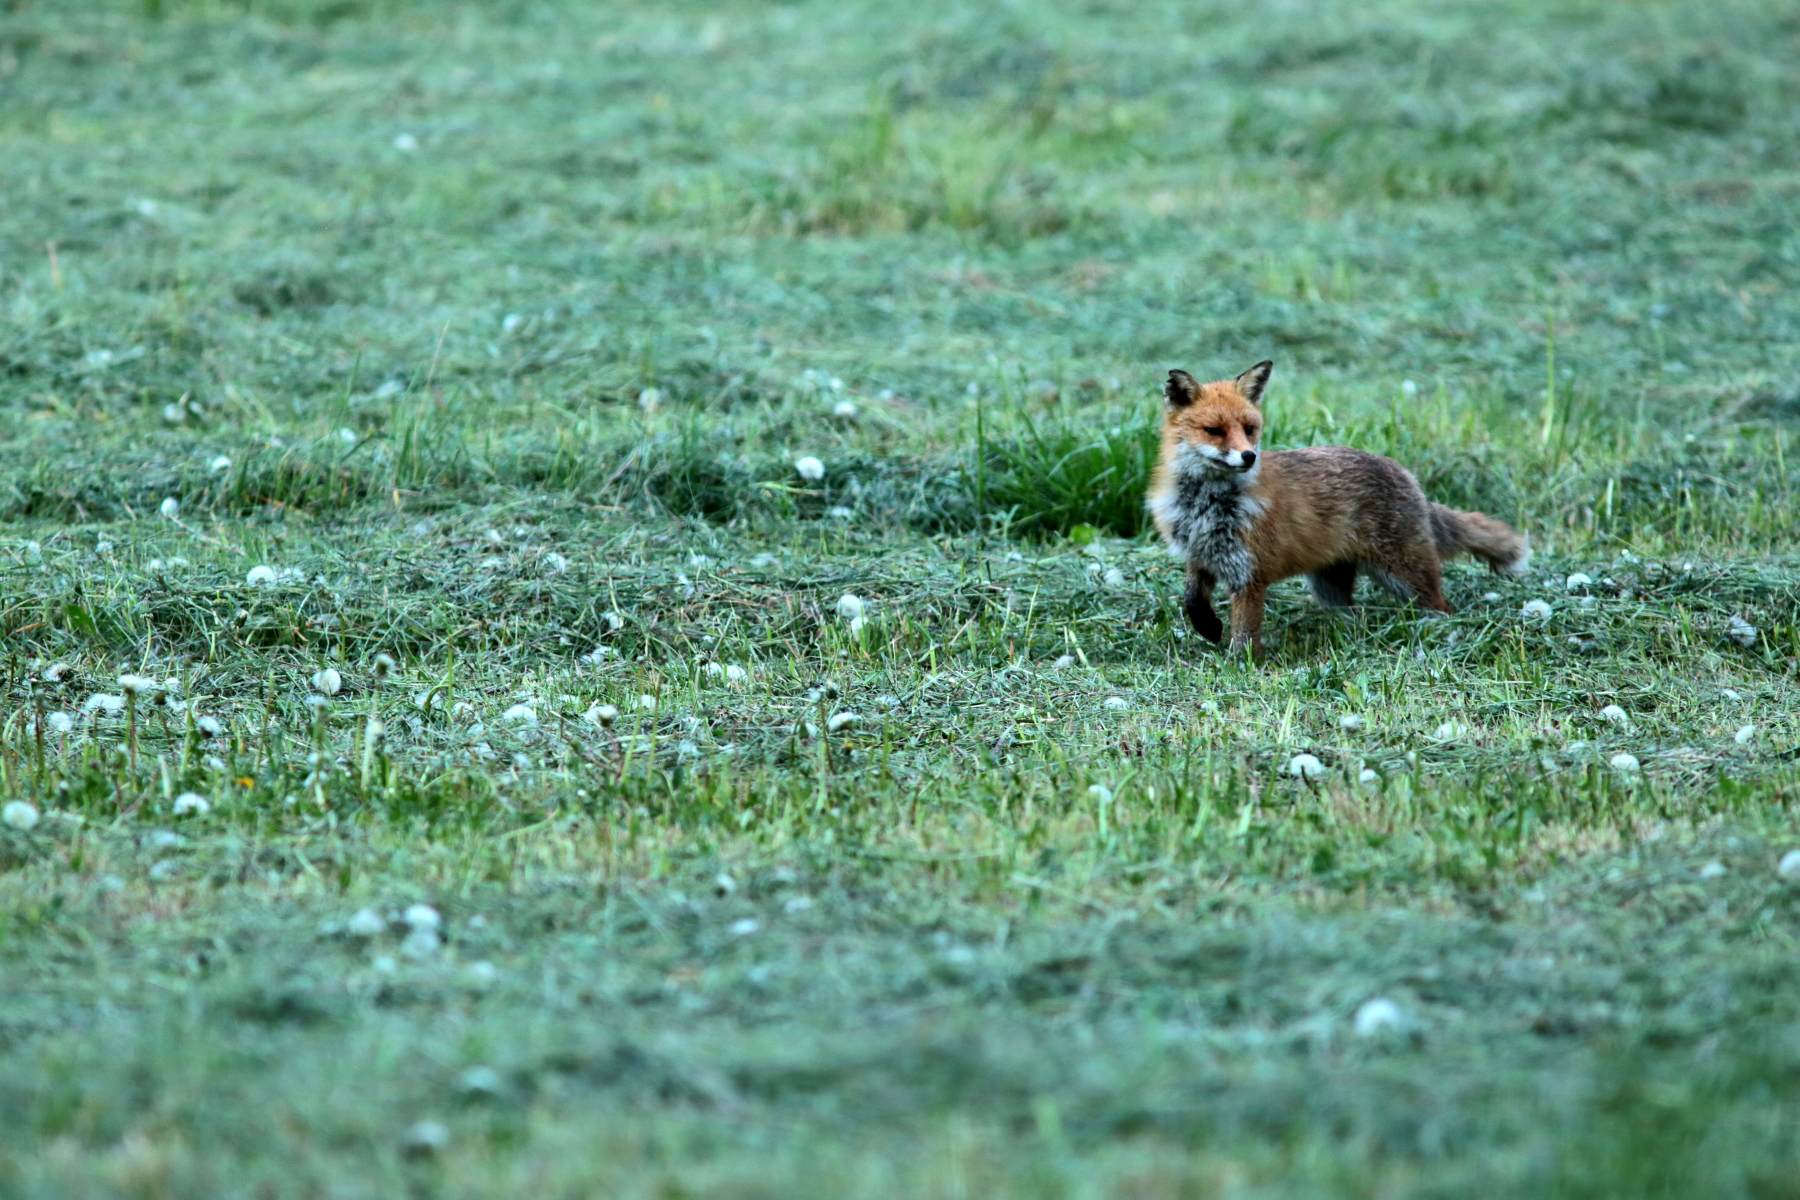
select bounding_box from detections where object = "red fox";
[1146,361,1528,658]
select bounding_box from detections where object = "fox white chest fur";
[1148,450,1264,595]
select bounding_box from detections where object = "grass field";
[4,0,1800,1195]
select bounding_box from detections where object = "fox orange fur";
[1147,361,1527,658]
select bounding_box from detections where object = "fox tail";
[1429,504,1529,576]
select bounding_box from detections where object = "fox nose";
[1239,450,1257,469]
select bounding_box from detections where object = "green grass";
[4,0,1800,1195]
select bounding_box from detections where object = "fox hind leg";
[1306,560,1358,610]
[1183,562,1223,644]
[1377,552,1452,614]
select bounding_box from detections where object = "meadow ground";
[4,0,1800,1195]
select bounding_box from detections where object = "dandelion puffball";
[1088,784,1114,805]
[311,668,343,696]
[1599,704,1632,730]
[826,711,859,732]
[1359,767,1380,786]
[404,904,441,932]
[2,801,39,831]
[159,497,181,520]
[591,704,620,727]
[346,907,386,937]
[84,693,125,715]
[196,715,224,737]
[172,792,210,816]
[1735,724,1756,745]
[794,456,825,481]
[1698,860,1728,880]
[833,401,857,418]
[501,704,537,726]
[1608,752,1641,773]
[209,455,233,474]
[638,694,657,711]
[1354,997,1406,1037]
[1431,721,1468,741]
[1339,714,1364,732]
[1285,753,1326,781]
[1564,573,1591,590]
[724,664,747,684]
[1521,599,1553,619]
[1725,616,1758,648]
[543,552,569,574]
[246,565,278,586]
[1052,654,1075,670]
[835,594,865,620]
[848,615,867,637]
[1102,567,1127,588]
[46,712,74,733]
[1103,696,1129,711]
[118,674,159,696]
[1777,850,1800,880]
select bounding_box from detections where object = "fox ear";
[1164,369,1200,408]
[1235,360,1273,406]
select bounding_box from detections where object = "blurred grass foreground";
[4,1,1800,1196]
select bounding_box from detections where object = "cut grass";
[3,0,1800,1194]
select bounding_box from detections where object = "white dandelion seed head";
[310,668,343,697]
[196,715,224,737]
[1339,714,1364,732]
[1599,705,1632,729]
[795,455,825,481]
[84,693,125,715]
[1521,599,1553,619]
[1432,721,1469,741]
[1359,767,1380,786]
[724,664,748,684]
[730,918,760,937]
[42,662,70,682]
[543,552,569,574]
[638,694,657,712]
[835,593,865,620]
[1608,752,1641,773]
[305,693,332,711]
[1483,591,1502,602]
[827,505,854,520]
[704,662,726,677]
[833,400,858,418]
[1285,753,1326,781]
[1103,696,1129,711]
[3,801,40,831]
[47,711,75,733]
[1088,784,1115,805]
[602,610,624,632]
[372,652,397,678]
[1698,860,1728,880]
[246,565,278,586]
[1102,567,1127,588]
[591,703,620,727]
[501,313,522,333]
[1564,573,1592,591]
[1400,380,1419,397]
[159,496,181,520]
[1725,616,1758,648]
[1052,654,1076,670]
[209,454,233,474]
[172,792,210,817]
[404,904,441,932]
[1354,997,1406,1037]
[848,615,867,637]
[637,387,662,411]
[1777,849,1800,880]
[393,132,418,151]
[501,703,537,726]
[1735,724,1756,745]
[118,674,159,697]
[346,907,386,937]
[827,711,859,732]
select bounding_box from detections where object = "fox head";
[1162,361,1271,475]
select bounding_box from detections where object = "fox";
[1146,361,1528,659]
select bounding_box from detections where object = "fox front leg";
[1183,561,1223,644]
[1227,584,1268,660]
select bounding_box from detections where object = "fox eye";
[1202,426,1225,437]
[1244,425,1259,438]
